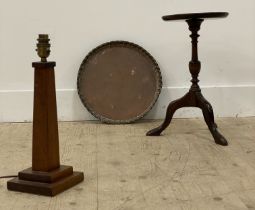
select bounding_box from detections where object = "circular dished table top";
[77,41,162,124]
[162,12,229,21]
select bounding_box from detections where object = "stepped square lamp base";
[7,166,84,196]
[7,35,84,196]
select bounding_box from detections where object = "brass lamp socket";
[36,34,51,62]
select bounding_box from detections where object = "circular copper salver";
[77,41,162,124]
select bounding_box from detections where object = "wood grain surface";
[0,118,255,210]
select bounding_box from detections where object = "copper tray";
[77,41,162,124]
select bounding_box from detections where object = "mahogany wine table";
[147,12,229,146]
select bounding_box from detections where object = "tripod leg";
[146,93,190,136]
[196,93,228,146]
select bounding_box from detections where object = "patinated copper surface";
[77,41,162,124]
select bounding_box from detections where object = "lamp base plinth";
[7,165,84,196]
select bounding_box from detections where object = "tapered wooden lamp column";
[7,34,84,196]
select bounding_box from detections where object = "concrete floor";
[0,118,255,210]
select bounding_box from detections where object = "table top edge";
[162,12,229,21]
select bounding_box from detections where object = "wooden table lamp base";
[7,35,84,196]
[8,166,84,196]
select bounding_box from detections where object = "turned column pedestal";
[147,12,229,146]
